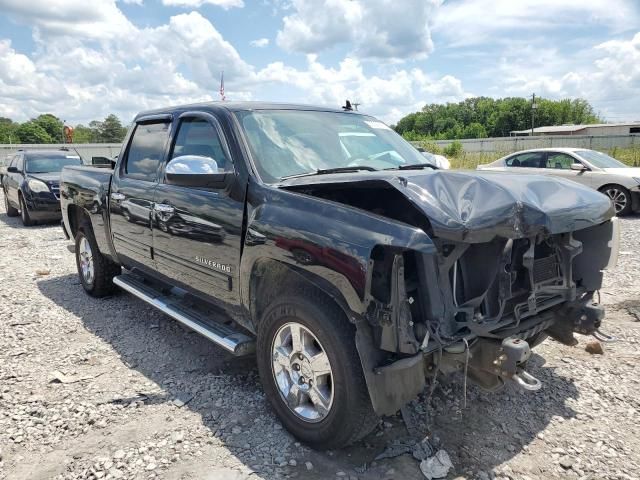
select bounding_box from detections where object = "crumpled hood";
[281,170,615,243]
[396,171,614,242]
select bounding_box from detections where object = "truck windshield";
[25,154,83,173]
[236,110,426,182]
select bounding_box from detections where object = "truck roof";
[134,101,364,121]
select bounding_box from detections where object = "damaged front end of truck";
[280,170,619,416]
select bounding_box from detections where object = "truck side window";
[170,118,231,172]
[124,122,170,181]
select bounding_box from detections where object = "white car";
[478,148,640,215]
[418,149,451,169]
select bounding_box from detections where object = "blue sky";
[0,0,639,125]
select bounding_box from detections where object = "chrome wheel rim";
[271,322,334,422]
[78,237,95,285]
[605,188,627,214]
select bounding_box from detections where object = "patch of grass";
[447,147,640,170]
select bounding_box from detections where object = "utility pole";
[531,93,537,136]
[352,102,361,111]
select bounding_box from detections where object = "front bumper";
[24,191,62,221]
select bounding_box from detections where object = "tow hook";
[458,336,543,392]
[512,370,542,391]
[497,337,543,392]
[593,328,617,343]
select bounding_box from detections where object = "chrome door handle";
[154,203,174,214]
[111,192,125,201]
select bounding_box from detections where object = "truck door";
[109,117,171,273]
[152,112,245,308]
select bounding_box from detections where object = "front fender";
[239,182,437,319]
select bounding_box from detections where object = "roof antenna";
[342,100,353,111]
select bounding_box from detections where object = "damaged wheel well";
[249,258,356,331]
[67,204,91,238]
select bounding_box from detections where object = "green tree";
[98,114,127,143]
[33,114,64,143]
[0,117,19,143]
[461,122,487,139]
[394,96,602,140]
[16,121,53,144]
[72,124,98,143]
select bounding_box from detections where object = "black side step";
[113,274,255,356]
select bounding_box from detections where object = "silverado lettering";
[194,256,231,273]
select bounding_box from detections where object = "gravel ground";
[0,190,639,480]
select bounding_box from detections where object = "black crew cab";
[3,149,82,225]
[60,102,619,449]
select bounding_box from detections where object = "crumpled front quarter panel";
[240,182,437,316]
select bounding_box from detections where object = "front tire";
[75,227,121,297]
[4,190,18,217]
[19,194,34,226]
[257,289,378,449]
[600,185,632,216]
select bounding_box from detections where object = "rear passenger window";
[170,118,231,172]
[506,153,545,168]
[124,122,171,181]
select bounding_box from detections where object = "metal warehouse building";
[511,122,640,136]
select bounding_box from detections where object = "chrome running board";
[113,274,255,356]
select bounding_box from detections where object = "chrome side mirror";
[166,155,219,175]
[165,155,230,189]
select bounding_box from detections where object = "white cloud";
[161,0,244,8]
[0,0,468,125]
[489,32,640,120]
[276,0,441,61]
[250,38,269,48]
[0,0,136,39]
[255,55,468,123]
[435,0,640,46]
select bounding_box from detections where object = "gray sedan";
[478,148,640,215]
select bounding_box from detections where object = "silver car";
[478,148,640,215]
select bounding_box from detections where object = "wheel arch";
[67,204,91,238]
[248,258,359,333]
[598,182,630,193]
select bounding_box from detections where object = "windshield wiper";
[386,163,439,171]
[281,166,377,180]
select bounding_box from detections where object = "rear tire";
[19,194,34,226]
[4,190,18,217]
[599,185,632,216]
[256,288,378,449]
[75,227,121,297]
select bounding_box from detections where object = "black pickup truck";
[61,102,619,449]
